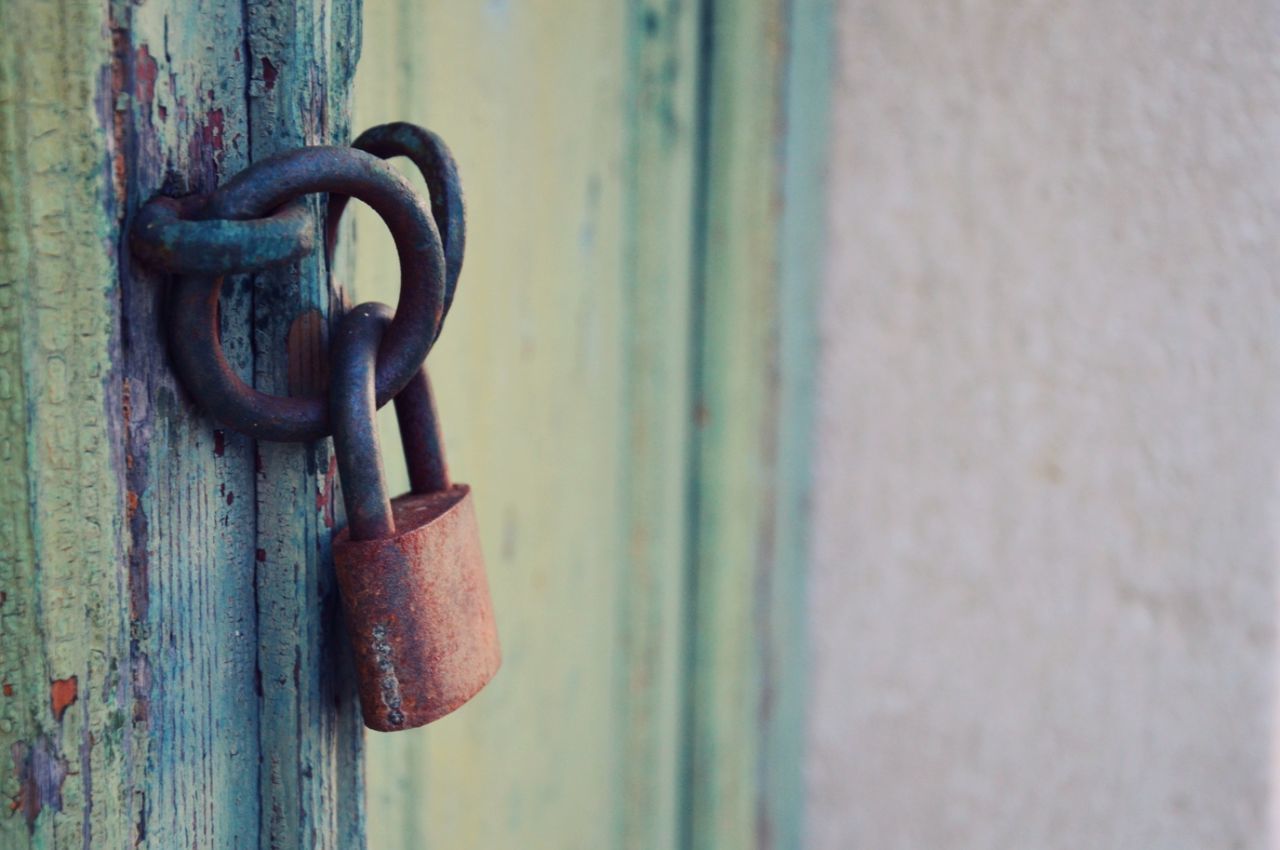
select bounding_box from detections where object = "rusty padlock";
[330,302,500,732]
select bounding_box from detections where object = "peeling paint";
[262,57,278,91]
[2,2,132,847]
[49,677,77,722]
[318,454,337,529]
[135,45,158,105]
[11,737,68,829]
[203,108,225,151]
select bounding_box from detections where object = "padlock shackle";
[332,303,397,541]
[332,301,453,541]
[394,369,452,494]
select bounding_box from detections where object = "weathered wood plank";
[114,0,366,844]
[242,3,365,848]
[685,4,784,843]
[617,2,701,848]
[354,1,828,848]
[352,2,638,848]
[112,1,263,846]
[0,3,130,847]
[3,0,367,846]
[687,1,831,848]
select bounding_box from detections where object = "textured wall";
[808,2,1280,847]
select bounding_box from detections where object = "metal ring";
[131,196,316,275]
[167,146,446,441]
[331,302,396,541]
[326,122,467,339]
[330,301,452,541]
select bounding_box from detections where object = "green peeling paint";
[0,2,130,848]
[2,0,366,847]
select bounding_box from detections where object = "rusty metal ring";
[326,123,467,340]
[167,146,445,441]
[131,196,316,275]
[331,302,397,541]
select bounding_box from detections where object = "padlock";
[330,302,500,732]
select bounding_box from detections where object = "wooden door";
[1,1,364,847]
[0,1,829,848]
[350,3,832,848]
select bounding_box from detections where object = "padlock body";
[334,483,500,731]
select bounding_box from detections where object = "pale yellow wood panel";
[352,3,629,848]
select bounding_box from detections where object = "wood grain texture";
[686,1,831,848]
[618,2,700,848]
[114,3,261,846]
[0,3,130,847]
[242,4,366,849]
[3,0,365,846]
[686,2,783,845]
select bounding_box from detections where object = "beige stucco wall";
[807,2,1280,847]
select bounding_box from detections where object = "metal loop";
[131,196,316,275]
[326,122,467,340]
[164,145,446,441]
[330,301,452,542]
[331,302,396,541]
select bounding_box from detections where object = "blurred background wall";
[808,2,1280,847]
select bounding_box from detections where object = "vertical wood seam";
[618,2,702,848]
[684,0,833,847]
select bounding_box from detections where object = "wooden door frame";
[683,2,834,847]
[2,1,365,847]
[0,0,832,847]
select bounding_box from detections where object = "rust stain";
[333,486,500,730]
[204,108,225,151]
[318,455,337,528]
[188,107,225,168]
[262,57,279,91]
[134,44,158,105]
[126,490,139,520]
[213,429,225,457]
[225,491,234,506]
[2,683,12,697]
[107,27,129,203]
[50,677,77,721]
[256,548,267,563]
[287,309,327,395]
